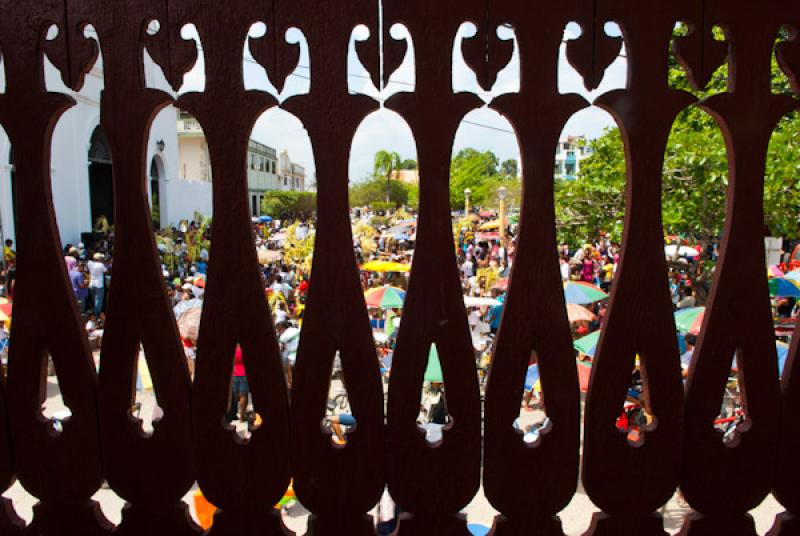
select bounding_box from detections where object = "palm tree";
[374,150,401,204]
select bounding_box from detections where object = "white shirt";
[87,261,107,288]
[280,327,301,356]
[461,260,474,278]
[560,262,570,281]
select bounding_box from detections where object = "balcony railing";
[0,1,798,535]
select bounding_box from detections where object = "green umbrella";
[573,330,600,356]
[424,344,443,383]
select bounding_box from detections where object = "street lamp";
[498,186,507,249]
[464,187,472,215]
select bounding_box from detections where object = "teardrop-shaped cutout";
[614,355,658,448]
[418,343,452,446]
[275,320,301,389]
[714,348,750,448]
[513,350,552,447]
[39,352,72,436]
[128,344,164,438]
[223,344,261,442]
[322,352,357,448]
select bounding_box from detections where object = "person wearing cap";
[87,252,107,316]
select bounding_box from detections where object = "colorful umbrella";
[674,307,705,335]
[468,524,491,536]
[364,286,406,309]
[582,326,790,378]
[524,364,540,391]
[573,330,601,356]
[768,265,785,278]
[563,281,608,304]
[424,344,443,383]
[479,210,494,218]
[785,269,800,282]
[0,302,11,321]
[769,277,800,297]
[567,303,595,323]
[777,341,790,376]
[362,260,411,273]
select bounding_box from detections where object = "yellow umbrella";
[478,218,507,231]
[361,260,411,273]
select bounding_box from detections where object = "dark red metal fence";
[0,0,799,534]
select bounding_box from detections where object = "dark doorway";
[88,126,113,231]
[150,158,161,229]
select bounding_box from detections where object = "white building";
[176,116,307,217]
[0,51,213,247]
[554,135,594,180]
[277,150,306,192]
[246,139,279,217]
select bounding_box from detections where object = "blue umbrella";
[468,524,491,536]
[524,364,540,391]
[777,341,789,376]
[259,215,273,223]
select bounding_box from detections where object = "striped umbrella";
[424,344,443,382]
[581,326,791,377]
[524,364,540,391]
[574,330,601,356]
[364,286,406,309]
[563,281,608,304]
[768,265,785,278]
[785,270,800,283]
[769,277,800,297]
[777,341,790,377]
[674,307,705,335]
[567,303,596,323]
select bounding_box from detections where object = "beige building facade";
[177,112,308,217]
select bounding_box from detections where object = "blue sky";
[174,21,628,185]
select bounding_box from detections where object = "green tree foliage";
[261,191,317,219]
[349,176,416,208]
[374,150,401,203]
[501,159,519,178]
[555,27,800,247]
[449,149,519,210]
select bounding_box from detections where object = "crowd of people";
[0,206,796,458]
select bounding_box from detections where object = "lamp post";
[464,187,472,216]
[497,186,509,268]
[497,186,507,247]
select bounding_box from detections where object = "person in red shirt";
[225,345,250,423]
